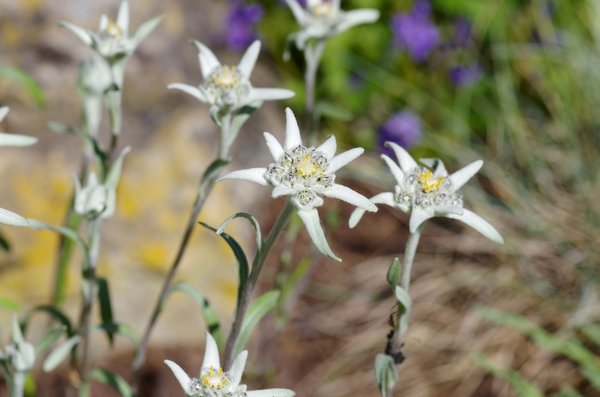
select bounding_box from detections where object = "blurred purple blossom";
[449,64,482,87]
[391,0,440,62]
[378,111,422,156]
[452,18,472,48]
[226,1,264,51]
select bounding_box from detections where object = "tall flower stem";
[223,200,295,368]
[304,39,326,145]
[78,218,103,377]
[390,227,422,355]
[132,114,232,387]
[10,372,24,397]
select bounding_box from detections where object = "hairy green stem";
[223,200,295,368]
[10,371,25,397]
[78,219,103,377]
[391,228,422,354]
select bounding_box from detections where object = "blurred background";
[1,0,600,396]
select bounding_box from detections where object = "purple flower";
[226,1,264,51]
[449,63,482,87]
[452,18,472,48]
[391,0,439,62]
[378,111,422,156]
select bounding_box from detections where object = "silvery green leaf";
[0,208,30,227]
[374,353,397,397]
[216,212,263,250]
[386,258,401,288]
[35,326,67,354]
[43,335,80,372]
[0,133,37,147]
[105,146,131,189]
[12,315,25,345]
[394,286,412,336]
[106,89,122,135]
[234,290,280,357]
[11,316,35,372]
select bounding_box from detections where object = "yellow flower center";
[295,154,323,177]
[418,170,444,193]
[200,366,229,390]
[104,19,122,39]
[212,65,240,89]
[311,2,334,17]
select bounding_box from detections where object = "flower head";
[378,111,422,156]
[285,0,379,49]
[226,1,264,51]
[220,108,377,261]
[392,0,439,62]
[60,0,162,64]
[350,142,503,244]
[165,333,295,397]
[0,316,35,373]
[169,40,294,113]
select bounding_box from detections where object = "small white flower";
[285,0,380,48]
[60,0,162,63]
[0,107,37,147]
[169,40,295,113]
[350,142,504,244]
[165,333,295,397]
[220,108,377,261]
[0,316,35,373]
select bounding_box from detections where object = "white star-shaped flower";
[60,0,162,63]
[285,0,380,48]
[220,108,377,261]
[165,333,295,397]
[350,142,504,244]
[169,40,295,113]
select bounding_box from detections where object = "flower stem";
[223,200,295,368]
[78,218,103,377]
[391,227,422,355]
[304,39,326,146]
[132,117,232,390]
[10,372,25,397]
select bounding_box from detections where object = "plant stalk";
[304,39,326,145]
[223,200,295,368]
[10,372,25,397]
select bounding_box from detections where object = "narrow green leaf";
[581,323,600,348]
[43,335,80,372]
[234,290,280,357]
[386,258,401,288]
[79,368,132,397]
[105,146,131,189]
[200,222,249,309]
[374,353,397,397]
[96,277,115,345]
[0,229,10,251]
[315,100,353,121]
[163,282,223,349]
[26,305,74,337]
[0,297,20,310]
[0,67,46,107]
[553,386,584,397]
[0,207,30,227]
[96,322,140,347]
[200,158,229,185]
[35,326,67,354]
[216,212,264,250]
[471,353,544,397]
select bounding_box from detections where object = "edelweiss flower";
[165,333,295,397]
[60,0,162,63]
[220,108,377,261]
[350,142,503,244]
[169,40,294,113]
[285,0,380,48]
[74,173,116,220]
